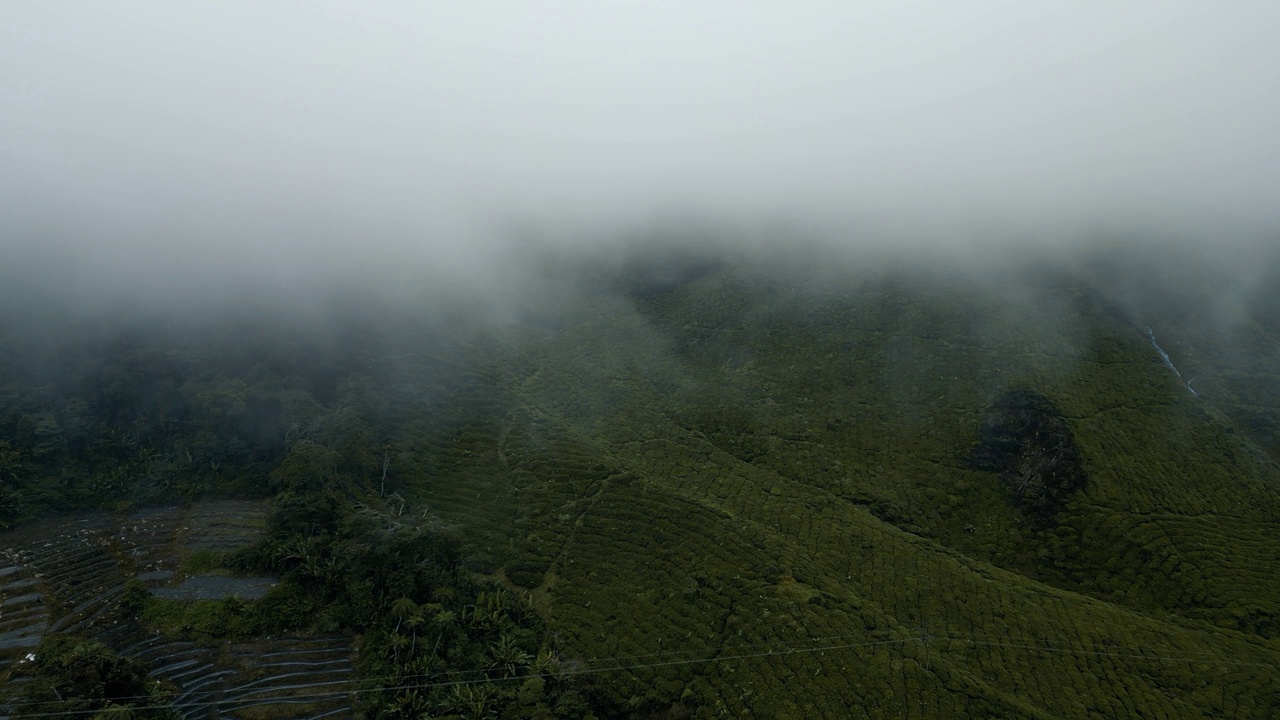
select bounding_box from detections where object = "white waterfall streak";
[1147,328,1198,396]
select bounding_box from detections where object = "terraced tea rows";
[398,269,1280,717]
[2,258,1277,718]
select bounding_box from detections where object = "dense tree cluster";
[970,388,1088,522]
[1,309,617,718]
[223,483,604,718]
[0,312,385,525]
[14,636,177,719]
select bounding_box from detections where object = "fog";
[3,1,1279,309]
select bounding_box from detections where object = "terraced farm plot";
[0,500,358,720]
[214,637,355,720]
[178,499,271,553]
[0,514,125,641]
[0,551,47,659]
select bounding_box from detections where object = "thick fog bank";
[4,2,1279,330]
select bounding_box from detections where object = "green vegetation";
[969,388,1088,523]
[12,636,177,719]
[139,594,265,639]
[2,244,1279,717]
[178,549,230,575]
[119,488,607,718]
[247,487,608,717]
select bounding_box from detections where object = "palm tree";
[461,603,483,629]
[386,631,410,662]
[490,633,531,678]
[530,648,562,677]
[384,689,426,719]
[301,553,326,581]
[441,685,495,720]
[99,704,138,720]
[431,609,458,654]
[434,608,458,631]
[473,590,517,632]
[275,535,314,569]
[390,596,418,634]
[405,607,426,655]
[476,590,507,614]
[0,441,24,483]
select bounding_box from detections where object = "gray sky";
[3,1,1279,293]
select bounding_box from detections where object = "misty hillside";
[2,243,1278,719]
[7,3,1280,718]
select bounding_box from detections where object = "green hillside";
[1,243,1278,718]
[396,252,1280,717]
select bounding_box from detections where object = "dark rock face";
[971,389,1088,523]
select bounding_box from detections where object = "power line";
[0,636,918,719]
[0,630,896,712]
[4,628,1276,719]
[927,633,1279,668]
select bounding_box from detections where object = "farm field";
[0,500,359,720]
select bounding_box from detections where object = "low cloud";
[2,1,1278,310]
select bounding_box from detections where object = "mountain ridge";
[1,244,1278,717]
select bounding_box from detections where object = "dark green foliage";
[213,439,610,717]
[0,329,284,516]
[178,548,228,574]
[970,388,1088,522]
[13,636,177,719]
[142,595,255,638]
[0,311,401,519]
[119,579,150,616]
